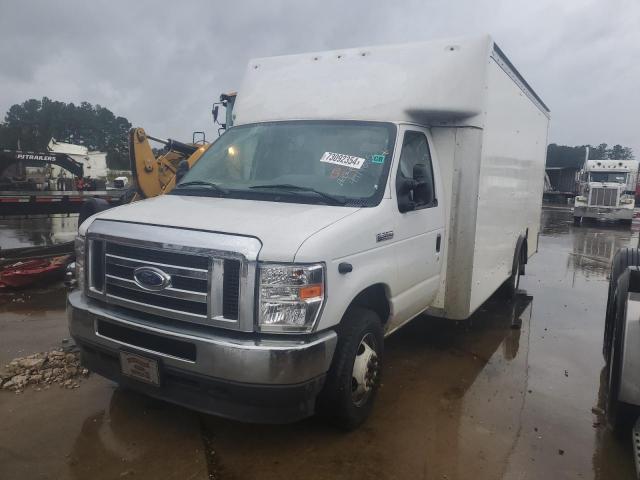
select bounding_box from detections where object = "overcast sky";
[0,0,638,154]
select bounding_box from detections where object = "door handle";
[436,233,442,253]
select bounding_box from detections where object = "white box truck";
[68,35,550,428]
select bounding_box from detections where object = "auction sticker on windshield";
[320,152,365,169]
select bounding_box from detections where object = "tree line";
[0,97,131,170]
[1,98,635,172]
[547,143,635,168]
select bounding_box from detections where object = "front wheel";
[318,307,384,430]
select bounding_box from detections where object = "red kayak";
[0,255,71,288]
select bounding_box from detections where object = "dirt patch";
[0,345,88,393]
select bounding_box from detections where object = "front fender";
[294,201,399,332]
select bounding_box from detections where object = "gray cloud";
[1,0,638,154]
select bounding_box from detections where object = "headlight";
[258,263,324,333]
[75,235,85,291]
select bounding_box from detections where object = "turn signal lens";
[299,284,323,300]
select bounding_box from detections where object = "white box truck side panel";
[469,60,549,313]
[429,127,484,319]
[430,128,456,311]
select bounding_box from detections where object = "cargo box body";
[234,35,550,320]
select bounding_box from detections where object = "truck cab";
[574,160,639,224]
[67,36,549,428]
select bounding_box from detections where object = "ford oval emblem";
[133,266,171,291]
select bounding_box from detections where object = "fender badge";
[376,231,394,242]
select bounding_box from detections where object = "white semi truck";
[574,159,639,224]
[67,35,550,428]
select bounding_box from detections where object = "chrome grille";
[84,221,260,333]
[105,241,209,323]
[589,187,618,207]
[86,239,241,328]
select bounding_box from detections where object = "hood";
[83,194,360,261]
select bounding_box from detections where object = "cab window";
[396,131,436,210]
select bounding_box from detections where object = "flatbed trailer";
[0,191,123,216]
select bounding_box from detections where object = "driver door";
[390,126,445,330]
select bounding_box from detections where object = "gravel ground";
[1,344,89,393]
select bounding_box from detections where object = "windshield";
[589,172,627,183]
[173,121,396,207]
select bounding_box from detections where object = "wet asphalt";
[0,208,638,479]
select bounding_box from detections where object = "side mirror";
[412,163,434,206]
[397,176,416,213]
[396,163,434,213]
[413,163,427,182]
[175,159,189,184]
[212,104,219,124]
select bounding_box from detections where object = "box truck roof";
[233,35,549,127]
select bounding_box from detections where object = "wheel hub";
[351,334,379,406]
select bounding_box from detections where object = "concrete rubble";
[0,346,89,393]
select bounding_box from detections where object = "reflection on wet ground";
[0,376,208,480]
[0,214,78,249]
[0,283,69,363]
[0,207,638,479]
[201,294,534,480]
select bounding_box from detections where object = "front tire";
[318,307,384,430]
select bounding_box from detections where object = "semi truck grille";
[86,240,241,327]
[589,187,618,207]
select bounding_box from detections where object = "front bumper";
[67,291,337,423]
[574,205,634,220]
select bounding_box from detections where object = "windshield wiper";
[174,180,229,194]
[249,184,346,205]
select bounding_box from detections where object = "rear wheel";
[504,246,523,298]
[318,307,384,430]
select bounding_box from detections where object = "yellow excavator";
[20,93,237,281]
[128,128,210,200]
[78,92,236,223]
[129,91,237,199]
